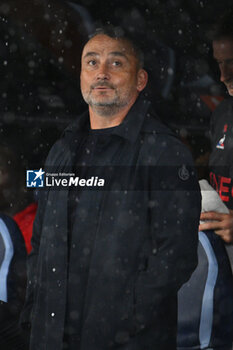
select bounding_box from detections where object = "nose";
[96,63,110,80]
[220,63,231,83]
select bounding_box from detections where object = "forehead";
[213,37,233,59]
[82,34,136,59]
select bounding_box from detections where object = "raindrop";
[28,60,35,68]
[83,247,90,256]
[10,43,17,52]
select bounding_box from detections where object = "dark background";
[0,0,232,167]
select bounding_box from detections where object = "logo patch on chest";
[216,124,228,150]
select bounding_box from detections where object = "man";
[199,12,233,245]
[22,26,201,350]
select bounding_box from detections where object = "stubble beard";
[82,86,130,117]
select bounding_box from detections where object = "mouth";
[93,87,113,90]
[91,83,114,91]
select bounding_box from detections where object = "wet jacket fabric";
[22,97,201,350]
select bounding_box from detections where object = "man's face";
[80,34,147,115]
[213,37,233,96]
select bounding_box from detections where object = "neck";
[89,96,138,129]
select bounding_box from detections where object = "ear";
[136,69,148,92]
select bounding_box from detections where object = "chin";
[93,99,113,106]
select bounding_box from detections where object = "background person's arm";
[199,210,233,243]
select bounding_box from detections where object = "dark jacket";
[22,97,201,350]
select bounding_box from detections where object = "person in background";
[0,145,37,254]
[199,9,233,242]
[177,179,233,350]
[199,10,233,261]
[0,212,28,349]
[179,11,233,350]
[22,25,201,350]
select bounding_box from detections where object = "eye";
[88,60,97,66]
[112,60,122,66]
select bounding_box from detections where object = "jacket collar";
[64,94,151,144]
[111,96,151,143]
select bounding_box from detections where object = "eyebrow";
[83,52,98,59]
[83,51,129,61]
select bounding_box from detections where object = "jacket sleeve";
[133,142,201,331]
[19,188,48,329]
[20,137,70,331]
[20,139,66,329]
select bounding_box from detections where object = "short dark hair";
[88,25,144,68]
[212,8,233,41]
